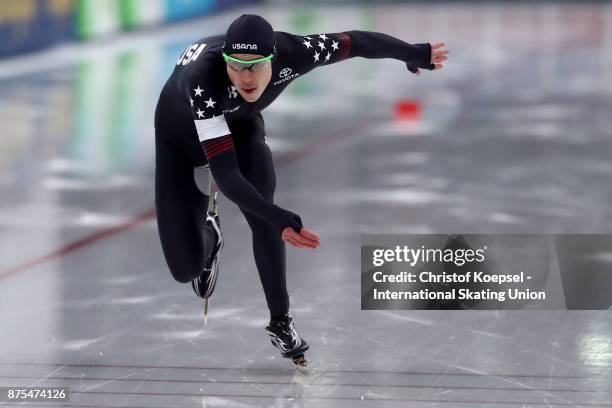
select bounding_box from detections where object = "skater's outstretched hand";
[411,42,449,76]
[282,227,320,249]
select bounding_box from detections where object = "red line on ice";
[0,123,365,279]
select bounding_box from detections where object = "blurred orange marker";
[394,100,421,121]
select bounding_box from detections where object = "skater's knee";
[170,271,193,284]
[167,256,204,284]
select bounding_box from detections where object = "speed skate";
[265,314,310,368]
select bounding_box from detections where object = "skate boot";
[191,192,223,324]
[266,314,309,368]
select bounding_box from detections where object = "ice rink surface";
[1,2,612,407]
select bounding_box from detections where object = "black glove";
[406,43,435,73]
[270,205,303,233]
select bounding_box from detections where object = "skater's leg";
[232,116,289,318]
[231,116,309,365]
[240,211,290,317]
[155,130,217,283]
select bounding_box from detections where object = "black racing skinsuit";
[154,29,433,318]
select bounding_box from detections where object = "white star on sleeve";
[319,34,328,41]
[204,97,217,108]
[196,108,205,118]
[194,86,204,97]
[313,51,320,62]
[318,42,326,50]
[302,39,312,49]
[331,40,339,51]
[325,52,331,62]
[190,97,194,106]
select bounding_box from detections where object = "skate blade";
[212,192,218,215]
[204,298,209,327]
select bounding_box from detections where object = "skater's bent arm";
[202,136,303,233]
[185,72,300,233]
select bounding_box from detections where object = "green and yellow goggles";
[222,52,274,72]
